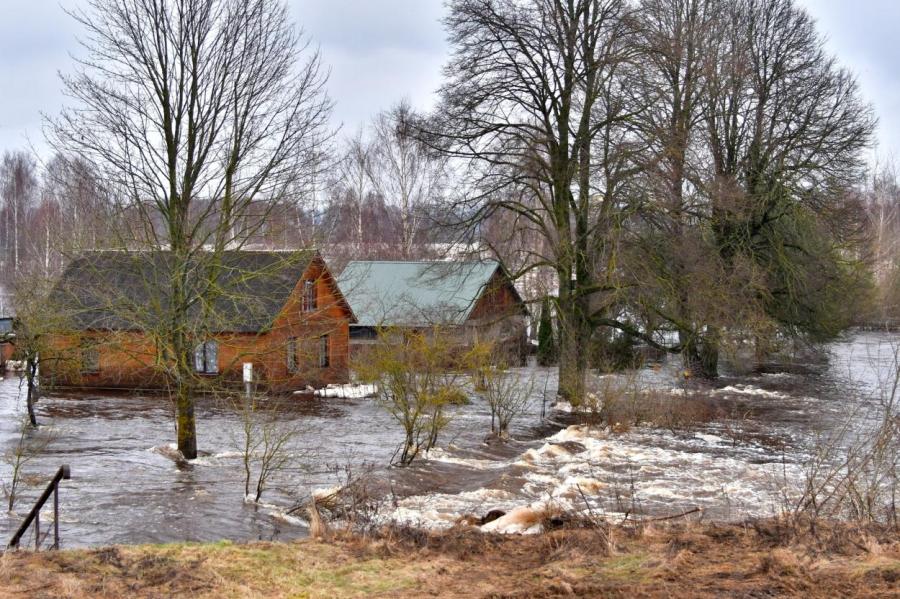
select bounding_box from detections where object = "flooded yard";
[0,332,896,548]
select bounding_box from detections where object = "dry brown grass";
[582,378,718,434]
[0,519,897,598]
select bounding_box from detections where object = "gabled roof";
[50,250,319,333]
[337,260,507,327]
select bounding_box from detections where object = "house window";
[318,335,330,368]
[302,280,317,312]
[286,337,298,373]
[80,344,100,374]
[194,340,219,374]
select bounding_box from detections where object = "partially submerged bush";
[466,342,535,439]
[356,327,465,466]
[582,376,716,434]
[298,462,386,537]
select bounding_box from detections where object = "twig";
[648,507,701,522]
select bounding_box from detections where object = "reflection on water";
[0,332,896,547]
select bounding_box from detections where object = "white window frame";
[302,280,317,312]
[318,335,329,368]
[286,336,298,373]
[194,340,219,374]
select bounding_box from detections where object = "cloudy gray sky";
[0,1,897,161]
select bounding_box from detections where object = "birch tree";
[0,152,38,279]
[337,130,374,250]
[369,101,446,258]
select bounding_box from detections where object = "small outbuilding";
[337,260,528,364]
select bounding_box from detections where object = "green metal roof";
[337,260,501,327]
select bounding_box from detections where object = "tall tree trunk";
[557,277,590,404]
[13,199,19,275]
[679,328,719,379]
[175,376,197,458]
[25,356,38,427]
[171,236,198,459]
[44,218,51,278]
[173,325,198,459]
[357,196,363,250]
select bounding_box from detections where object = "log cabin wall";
[40,255,353,393]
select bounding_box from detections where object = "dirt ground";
[0,520,898,598]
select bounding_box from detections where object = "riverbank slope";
[1,521,897,598]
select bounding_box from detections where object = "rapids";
[0,331,896,547]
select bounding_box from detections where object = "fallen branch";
[623,507,702,524]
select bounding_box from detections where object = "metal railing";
[7,465,71,551]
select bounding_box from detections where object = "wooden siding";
[40,256,352,393]
[349,268,528,367]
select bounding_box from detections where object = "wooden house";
[337,260,528,364]
[41,250,355,392]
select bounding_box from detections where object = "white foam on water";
[423,447,510,470]
[385,423,804,533]
[694,433,725,445]
[242,496,308,527]
[271,510,308,527]
[149,443,183,461]
[550,400,576,413]
[312,485,342,500]
[190,450,244,466]
[390,488,522,530]
[716,385,788,399]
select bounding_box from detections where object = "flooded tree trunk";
[557,288,590,404]
[25,356,38,427]
[175,375,198,460]
[171,254,198,460]
[399,435,417,466]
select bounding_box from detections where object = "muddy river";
[0,331,896,547]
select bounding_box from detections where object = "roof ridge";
[81,248,316,253]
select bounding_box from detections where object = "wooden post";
[53,485,60,550]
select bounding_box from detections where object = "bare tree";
[623,0,725,374]
[47,0,332,458]
[3,417,56,512]
[369,100,446,258]
[0,151,39,282]
[431,0,874,392]
[429,0,637,402]
[863,162,900,322]
[482,368,534,438]
[337,129,374,250]
[616,0,875,376]
[233,394,302,503]
[356,328,465,466]
[699,0,874,358]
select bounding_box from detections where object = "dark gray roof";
[51,250,317,333]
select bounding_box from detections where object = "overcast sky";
[0,1,897,162]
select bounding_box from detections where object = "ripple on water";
[0,332,895,544]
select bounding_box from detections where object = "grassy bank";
[0,521,897,598]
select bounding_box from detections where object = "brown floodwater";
[0,331,896,547]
